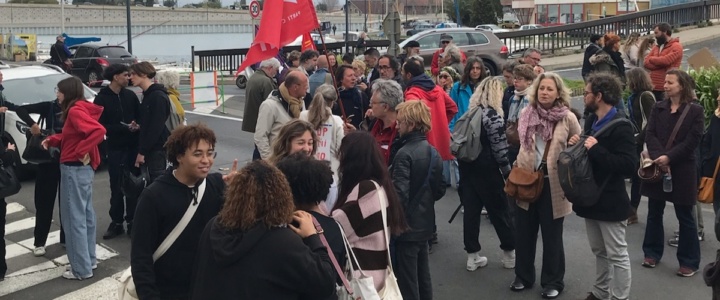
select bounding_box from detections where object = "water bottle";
[663,173,673,193]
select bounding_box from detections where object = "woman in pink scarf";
[509,72,581,299]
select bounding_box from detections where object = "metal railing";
[192,0,720,74]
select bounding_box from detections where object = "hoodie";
[138,83,171,155]
[93,86,140,150]
[404,74,459,160]
[131,172,225,300]
[190,217,337,300]
[45,100,106,170]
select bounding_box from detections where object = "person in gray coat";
[243,58,280,160]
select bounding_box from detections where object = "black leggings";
[34,161,65,247]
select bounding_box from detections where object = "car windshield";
[98,47,132,58]
[2,74,95,105]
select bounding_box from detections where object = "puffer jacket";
[644,37,683,91]
[590,50,626,85]
[405,74,458,160]
[390,131,446,242]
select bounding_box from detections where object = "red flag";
[301,32,316,51]
[237,0,319,75]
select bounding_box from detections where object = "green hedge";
[689,67,720,127]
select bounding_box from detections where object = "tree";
[316,3,327,12]
[320,0,338,11]
[444,0,502,27]
[163,0,174,6]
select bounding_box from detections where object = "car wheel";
[236,75,248,89]
[483,60,497,76]
[88,70,102,87]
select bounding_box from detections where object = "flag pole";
[314,27,347,122]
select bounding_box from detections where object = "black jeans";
[514,178,565,291]
[34,161,65,247]
[395,240,432,300]
[459,161,515,253]
[252,145,261,161]
[642,199,701,270]
[145,150,167,183]
[108,148,138,224]
[1,198,6,277]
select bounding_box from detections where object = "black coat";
[93,87,140,150]
[22,100,62,133]
[390,132,445,242]
[641,101,704,205]
[700,115,720,201]
[190,218,336,300]
[581,43,602,79]
[573,114,637,221]
[138,84,171,155]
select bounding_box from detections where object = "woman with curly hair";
[190,160,336,299]
[437,66,460,93]
[269,119,318,165]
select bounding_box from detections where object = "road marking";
[7,202,25,214]
[186,110,243,122]
[54,273,123,300]
[6,217,37,235]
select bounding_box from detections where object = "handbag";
[698,157,720,204]
[504,141,551,203]
[0,159,20,199]
[638,103,690,183]
[23,102,58,164]
[117,179,207,300]
[505,122,520,147]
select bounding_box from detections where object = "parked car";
[1,65,97,176]
[519,24,544,30]
[398,28,508,75]
[475,24,510,33]
[499,20,521,29]
[67,44,136,87]
[406,23,435,36]
[435,22,459,28]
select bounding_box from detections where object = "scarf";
[279,82,303,118]
[591,107,618,133]
[518,104,569,151]
[508,89,529,123]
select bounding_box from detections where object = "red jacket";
[431,49,467,76]
[46,100,106,170]
[404,76,458,160]
[644,37,683,91]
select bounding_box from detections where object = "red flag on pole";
[301,32,316,51]
[237,0,319,75]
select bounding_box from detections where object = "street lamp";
[345,0,349,53]
[126,0,132,53]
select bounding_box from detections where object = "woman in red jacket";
[42,77,106,280]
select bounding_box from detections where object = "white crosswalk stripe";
[2,202,124,299]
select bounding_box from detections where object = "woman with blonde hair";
[300,84,345,210]
[459,77,516,272]
[510,72,581,299]
[269,119,318,165]
[155,70,186,130]
[190,160,336,299]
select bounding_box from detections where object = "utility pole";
[61,0,65,34]
[345,0,349,53]
[126,0,133,53]
[454,0,460,26]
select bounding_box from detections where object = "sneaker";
[62,270,93,280]
[466,252,488,271]
[65,264,97,271]
[668,236,679,248]
[461,207,465,214]
[502,250,516,269]
[699,231,705,241]
[481,208,488,215]
[677,266,697,277]
[102,223,124,240]
[33,246,46,257]
[642,257,657,268]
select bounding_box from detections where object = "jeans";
[145,150,167,183]
[252,144,261,161]
[442,159,459,187]
[34,161,65,247]
[60,164,97,278]
[642,199,700,270]
[108,148,138,224]
[395,241,432,300]
[693,204,704,234]
[585,219,631,300]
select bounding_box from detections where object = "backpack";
[450,106,483,162]
[165,96,184,133]
[557,118,630,207]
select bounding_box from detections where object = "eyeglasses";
[441,41,450,44]
[583,91,593,96]
[439,75,450,79]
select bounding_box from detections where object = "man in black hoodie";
[582,34,603,81]
[569,72,636,300]
[129,62,171,182]
[94,64,141,240]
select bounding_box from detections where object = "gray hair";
[408,55,424,64]
[371,79,403,111]
[155,70,180,90]
[259,58,281,69]
[315,84,337,102]
[523,48,541,57]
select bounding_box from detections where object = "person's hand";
[80,153,90,165]
[30,124,41,135]
[41,139,49,150]
[135,153,145,167]
[568,134,580,146]
[0,107,7,113]
[288,211,317,238]
[343,122,356,135]
[654,155,670,167]
[357,82,367,91]
[222,159,239,183]
[129,121,140,132]
[365,109,374,119]
[6,143,15,152]
[584,136,598,150]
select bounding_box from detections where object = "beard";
[585,102,598,114]
[656,35,668,45]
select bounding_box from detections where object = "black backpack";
[557,118,630,207]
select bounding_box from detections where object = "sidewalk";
[543,23,720,71]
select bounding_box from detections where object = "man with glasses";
[519,48,542,67]
[431,34,467,76]
[377,54,406,91]
[369,79,403,165]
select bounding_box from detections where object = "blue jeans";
[442,159,459,187]
[642,199,700,270]
[60,164,97,278]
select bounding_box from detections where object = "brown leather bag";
[506,122,520,147]
[698,157,720,204]
[638,104,690,183]
[505,141,551,203]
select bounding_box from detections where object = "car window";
[469,33,489,45]
[2,74,95,105]
[74,47,94,58]
[98,47,132,58]
[417,34,440,49]
[448,32,470,46]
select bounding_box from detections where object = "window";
[98,47,132,58]
[417,34,440,49]
[536,5,547,24]
[448,32,470,46]
[572,4,584,22]
[470,33,489,45]
[73,47,93,58]
[560,4,571,24]
[548,5,559,24]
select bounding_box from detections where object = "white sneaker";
[481,208,488,215]
[62,270,93,280]
[461,207,465,214]
[33,246,46,257]
[65,264,97,271]
[502,250,516,269]
[466,252,488,271]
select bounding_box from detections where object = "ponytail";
[308,84,338,130]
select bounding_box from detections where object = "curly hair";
[276,153,333,207]
[164,123,217,166]
[269,120,318,165]
[528,72,572,108]
[218,160,295,231]
[469,77,505,116]
[586,72,623,106]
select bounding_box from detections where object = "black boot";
[103,223,124,240]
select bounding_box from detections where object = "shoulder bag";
[504,141,551,203]
[311,216,354,297]
[118,179,207,300]
[698,157,720,204]
[0,159,20,199]
[22,102,55,164]
[639,104,690,183]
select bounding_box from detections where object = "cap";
[440,34,453,42]
[405,40,420,48]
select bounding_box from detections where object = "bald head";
[285,70,306,86]
[284,70,309,98]
[317,55,329,69]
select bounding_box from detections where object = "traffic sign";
[250,0,260,19]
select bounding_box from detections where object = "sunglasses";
[441,41,450,44]
[439,75,450,79]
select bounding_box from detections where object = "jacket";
[93,86,140,150]
[309,68,333,96]
[589,49,626,85]
[573,113,637,221]
[431,49,467,76]
[621,41,648,69]
[45,100,105,170]
[299,110,344,185]
[138,84,171,155]
[405,74,459,160]
[390,132,445,242]
[189,218,336,300]
[448,81,473,131]
[581,43,602,79]
[243,69,278,133]
[50,41,69,65]
[502,86,515,121]
[458,106,512,178]
[627,90,656,148]
[254,90,293,159]
[22,99,62,133]
[641,101,704,205]
[332,87,368,130]
[700,115,720,202]
[515,110,581,219]
[644,38,683,91]
[131,172,225,300]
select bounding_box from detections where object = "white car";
[519,24,544,30]
[475,24,510,33]
[1,65,96,171]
